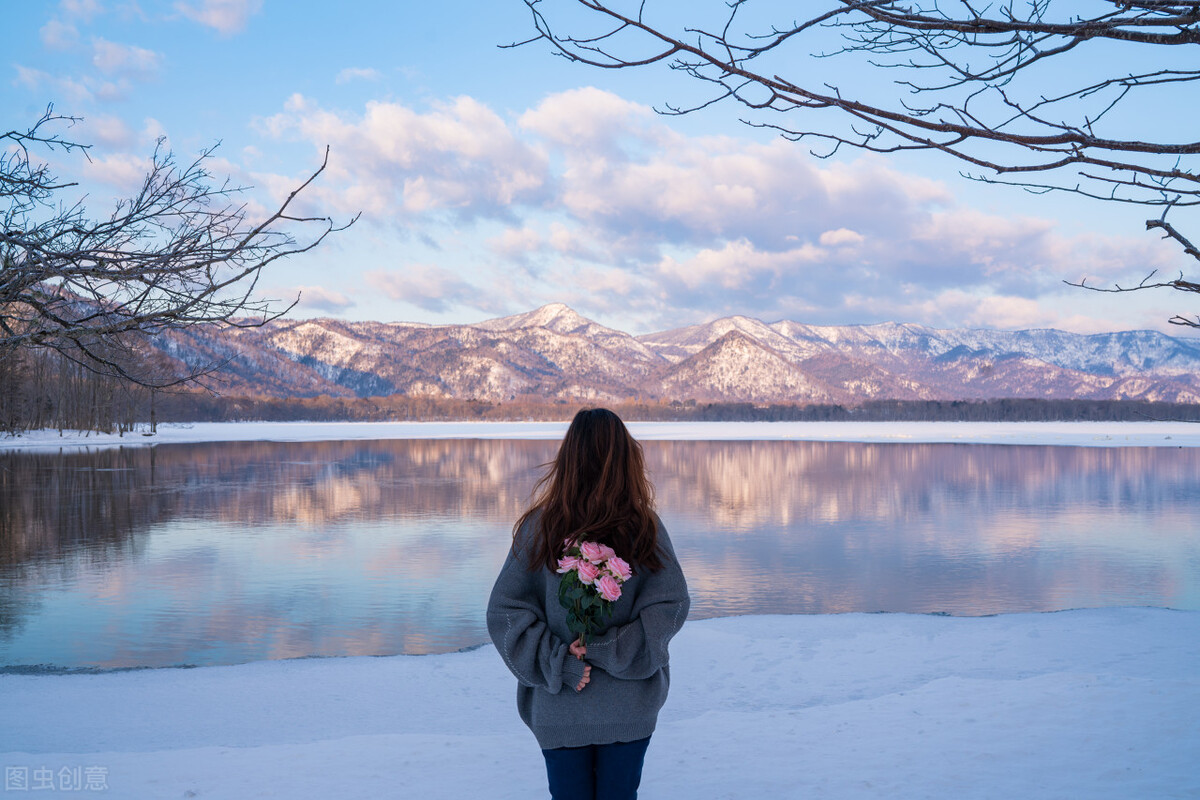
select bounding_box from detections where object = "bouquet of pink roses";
[556,540,632,644]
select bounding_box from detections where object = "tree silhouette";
[513,1,1200,325]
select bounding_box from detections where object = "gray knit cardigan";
[486,516,690,750]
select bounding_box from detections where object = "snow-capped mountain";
[154,304,1200,404]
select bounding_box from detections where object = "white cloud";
[529,114,952,258]
[1042,229,1185,285]
[91,38,162,77]
[336,67,381,85]
[245,86,1189,333]
[965,294,1069,330]
[819,228,864,247]
[13,65,49,92]
[520,86,658,156]
[175,0,262,35]
[293,285,354,313]
[259,94,549,220]
[13,65,95,104]
[140,117,168,146]
[545,223,598,260]
[487,227,542,260]
[364,265,492,313]
[657,239,826,291]
[41,19,79,50]
[83,151,152,192]
[82,114,134,148]
[485,223,601,264]
[845,289,1122,334]
[60,0,103,22]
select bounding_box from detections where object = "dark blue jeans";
[541,736,652,800]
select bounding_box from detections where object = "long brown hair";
[515,407,663,573]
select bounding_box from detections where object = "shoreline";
[4,604,1184,676]
[3,609,1196,799]
[4,419,1200,452]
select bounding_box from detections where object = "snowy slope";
[656,330,841,403]
[151,305,1200,404]
[2,609,1196,799]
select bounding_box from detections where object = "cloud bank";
[44,80,1183,334]
[256,86,1187,332]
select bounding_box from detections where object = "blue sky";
[5,0,1193,335]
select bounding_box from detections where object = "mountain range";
[155,303,1200,404]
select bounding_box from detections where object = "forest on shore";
[160,393,1200,424]
[5,347,1199,434]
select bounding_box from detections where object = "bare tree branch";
[2,108,357,385]
[512,1,1200,325]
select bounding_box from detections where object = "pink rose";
[577,560,600,585]
[605,556,632,582]
[579,541,606,565]
[597,574,622,602]
[596,543,617,562]
[556,555,580,574]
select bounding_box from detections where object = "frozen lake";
[2,433,1198,670]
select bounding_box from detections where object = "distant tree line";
[6,379,1199,435]
[2,108,347,438]
[0,346,153,436]
[625,399,1200,423]
[149,393,1200,425]
[702,399,1200,423]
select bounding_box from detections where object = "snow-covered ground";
[5,422,1197,797]
[4,419,1200,451]
[2,609,1196,799]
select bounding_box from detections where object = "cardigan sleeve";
[487,545,588,694]
[583,526,691,681]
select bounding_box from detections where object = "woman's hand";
[575,664,591,692]
[571,637,590,691]
[569,637,587,661]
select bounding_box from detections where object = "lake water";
[2,438,1198,670]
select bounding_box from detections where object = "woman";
[487,408,690,800]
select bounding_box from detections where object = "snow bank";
[3,609,1196,799]
[4,419,1200,452]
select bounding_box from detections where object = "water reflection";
[1,439,1198,669]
